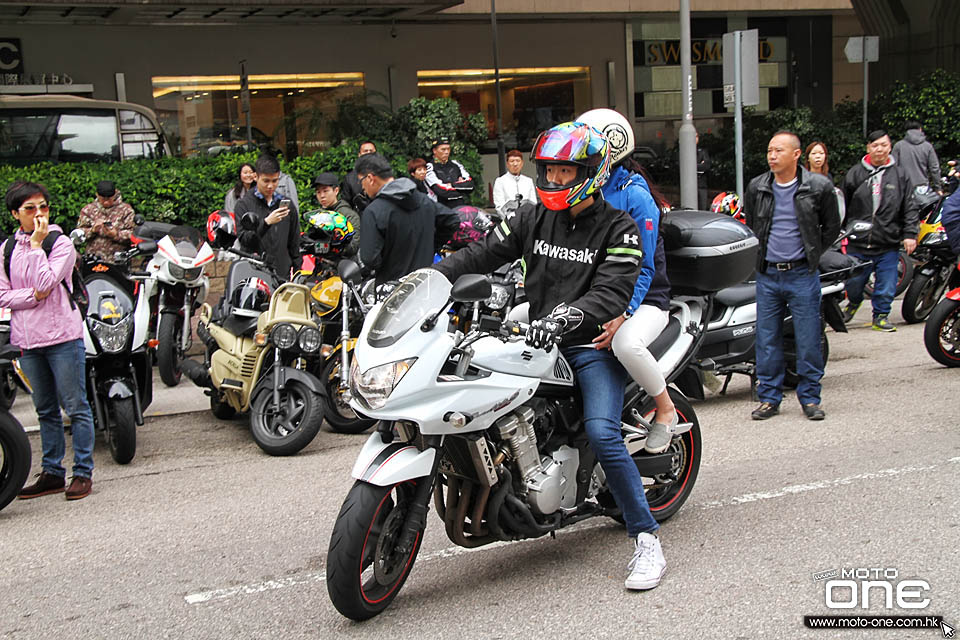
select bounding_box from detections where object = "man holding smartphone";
[77,180,136,261]
[234,155,301,279]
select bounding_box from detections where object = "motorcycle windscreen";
[168,225,205,259]
[366,269,451,348]
[86,278,134,323]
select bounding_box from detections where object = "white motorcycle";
[134,220,213,387]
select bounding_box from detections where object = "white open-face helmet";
[576,108,635,166]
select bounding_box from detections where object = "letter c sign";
[0,39,24,73]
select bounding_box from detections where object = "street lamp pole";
[491,0,506,176]
[678,0,698,209]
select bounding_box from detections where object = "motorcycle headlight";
[484,284,511,310]
[350,358,416,410]
[88,315,133,354]
[298,326,322,354]
[270,323,299,350]
[168,263,185,280]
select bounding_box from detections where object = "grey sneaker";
[872,314,897,332]
[625,532,666,590]
[841,301,861,324]
[644,414,679,454]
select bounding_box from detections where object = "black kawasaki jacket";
[434,198,643,346]
[842,156,919,253]
[744,166,841,274]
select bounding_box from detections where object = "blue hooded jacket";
[602,165,671,313]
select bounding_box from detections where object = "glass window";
[418,67,591,153]
[0,109,119,164]
[151,73,365,158]
[119,109,151,131]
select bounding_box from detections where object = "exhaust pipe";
[180,358,211,388]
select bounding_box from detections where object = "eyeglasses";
[19,203,50,214]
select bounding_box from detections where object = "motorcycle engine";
[495,403,580,515]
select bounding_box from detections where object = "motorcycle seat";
[647,316,682,361]
[133,221,176,242]
[714,282,756,308]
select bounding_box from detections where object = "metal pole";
[862,38,868,138]
[678,0,698,209]
[491,0,506,176]
[734,30,744,198]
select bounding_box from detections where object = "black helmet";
[206,210,237,248]
[230,278,271,318]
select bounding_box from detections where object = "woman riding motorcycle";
[577,108,677,455]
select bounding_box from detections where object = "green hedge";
[0,97,488,234]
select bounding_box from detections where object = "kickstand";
[749,372,758,401]
[719,372,734,395]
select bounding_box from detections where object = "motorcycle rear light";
[148,339,159,349]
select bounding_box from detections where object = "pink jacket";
[0,225,83,350]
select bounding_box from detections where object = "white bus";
[0,94,170,166]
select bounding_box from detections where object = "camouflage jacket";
[77,193,136,260]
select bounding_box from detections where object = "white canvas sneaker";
[625,532,666,590]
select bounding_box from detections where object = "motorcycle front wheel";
[107,397,137,465]
[327,480,425,621]
[249,380,322,456]
[157,313,184,387]
[923,297,960,367]
[0,410,31,512]
[902,271,948,324]
[319,356,377,435]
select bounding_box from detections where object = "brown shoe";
[65,476,92,501]
[18,471,66,499]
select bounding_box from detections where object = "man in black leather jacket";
[744,131,840,421]
[425,137,474,207]
[341,141,377,214]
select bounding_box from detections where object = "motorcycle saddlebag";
[662,211,759,294]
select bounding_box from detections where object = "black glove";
[526,316,566,352]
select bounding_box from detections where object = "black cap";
[431,136,450,149]
[312,172,340,188]
[96,180,117,198]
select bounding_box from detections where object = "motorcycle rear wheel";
[0,410,31,512]
[0,366,17,411]
[107,397,137,465]
[783,328,829,390]
[902,271,948,324]
[327,480,424,621]
[923,298,960,367]
[319,355,376,435]
[157,313,184,388]
[209,390,236,420]
[249,380,322,456]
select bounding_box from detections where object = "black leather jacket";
[744,166,841,273]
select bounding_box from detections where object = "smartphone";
[279,199,292,210]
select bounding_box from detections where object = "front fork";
[397,434,443,556]
[272,347,283,410]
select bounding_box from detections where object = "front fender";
[255,366,325,397]
[105,378,135,400]
[351,431,437,486]
[946,287,960,302]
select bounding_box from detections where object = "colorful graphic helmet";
[230,277,271,318]
[531,122,612,211]
[576,108,635,166]
[206,210,237,247]
[304,209,355,252]
[711,192,744,224]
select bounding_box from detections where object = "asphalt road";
[1,300,958,639]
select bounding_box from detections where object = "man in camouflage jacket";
[77,181,136,261]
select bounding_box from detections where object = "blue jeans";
[18,339,95,478]
[562,346,659,537]
[755,268,824,406]
[844,249,899,317]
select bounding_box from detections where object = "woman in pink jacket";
[1,181,95,501]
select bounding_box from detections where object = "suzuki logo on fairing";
[532,239,597,264]
[623,233,639,245]
[732,326,754,337]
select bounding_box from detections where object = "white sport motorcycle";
[134,220,214,387]
[326,269,711,620]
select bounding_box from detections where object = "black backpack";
[2,231,89,316]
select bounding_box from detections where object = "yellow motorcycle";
[184,247,326,456]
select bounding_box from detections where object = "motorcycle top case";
[662,211,758,294]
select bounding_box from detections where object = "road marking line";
[183,456,960,606]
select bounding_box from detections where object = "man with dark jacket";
[425,137,474,207]
[234,154,301,279]
[841,130,919,332]
[355,153,460,285]
[744,131,840,421]
[340,141,377,214]
[892,121,941,192]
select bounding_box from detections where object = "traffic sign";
[844,36,879,63]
